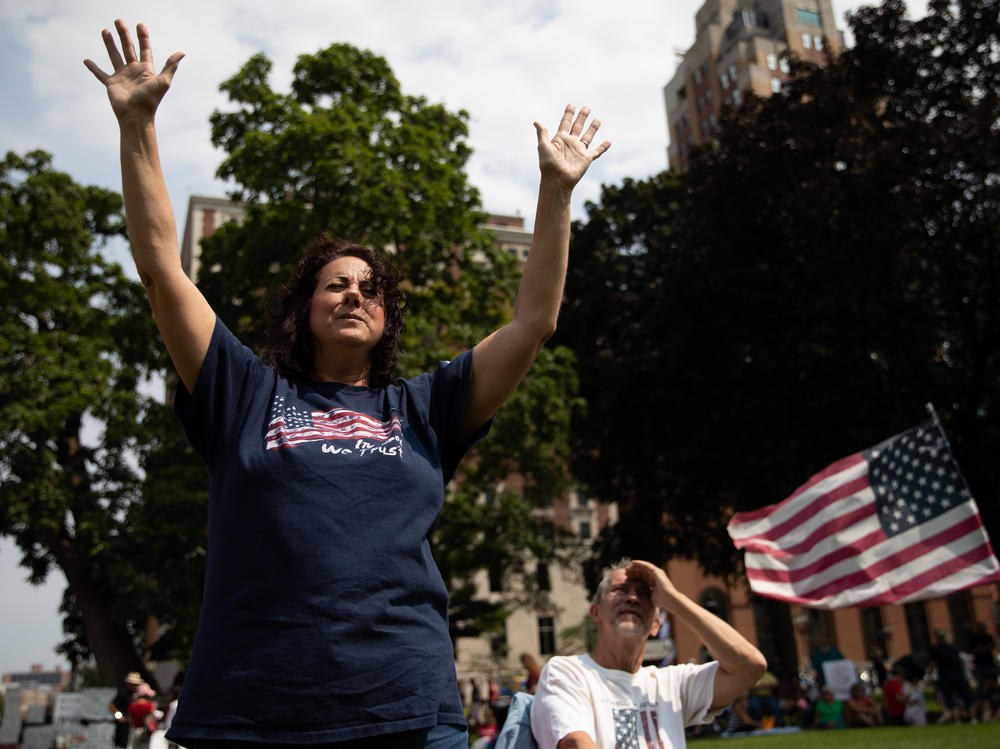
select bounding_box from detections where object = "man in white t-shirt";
[530,559,766,749]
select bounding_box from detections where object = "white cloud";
[5,0,709,230]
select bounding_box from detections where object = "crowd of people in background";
[461,622,999,745]
[460,653,544,747]
[99,623,995,746]
[108,671,183,749]
[716,624,999,736]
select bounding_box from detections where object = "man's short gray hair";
[592,558,632,603]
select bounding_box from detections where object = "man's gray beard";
[613,615,652,640]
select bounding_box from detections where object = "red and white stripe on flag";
[726,420,1000,609]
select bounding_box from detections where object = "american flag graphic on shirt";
[613,708,665,749]
[265,394,402,450]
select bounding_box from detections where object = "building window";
[807,611,838,659]
[860,607,888,663]
[904,601,931,653]
[797,8,822,26]
[779,57,790,74]
[491,627,508,658]
[729,63,738,81]
[537,562,551,591]
[720,71,729,89]
[693,66,703,84]
[770,78,782,93]
[699,588,729,621]
[732,89,743,106]
[697,97,705,112]
[705,90,713,104]
[578,521,591,539]
[802,32,813,49]
[538,616,556,655]
[814,35,824,51]
[489,565,503,593]
[700,120,709,136]
[525,485,552,507]
[766,52,777,71]
[709,113,717,129]
[947,590,973,650]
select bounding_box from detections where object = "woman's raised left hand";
[534,105,610,190]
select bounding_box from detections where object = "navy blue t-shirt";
[166,319,491,744]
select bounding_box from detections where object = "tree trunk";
[52,539,155,689]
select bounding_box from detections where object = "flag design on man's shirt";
[265,394,402,450]
[613,708,664,749]
[727,419,1000,608]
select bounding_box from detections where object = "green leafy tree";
[0,150,210,684]
[558,0,1000,578]
[195,44,582,642]
[0,150,162,684]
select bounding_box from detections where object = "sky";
[0,0,926,675]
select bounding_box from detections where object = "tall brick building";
[664,0,843,171]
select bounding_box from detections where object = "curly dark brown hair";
[259,235,406,388]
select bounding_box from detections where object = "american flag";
[613,708,663,749]
[613,709,640,749]
[265,394,402,450]
[726,419,1000,609]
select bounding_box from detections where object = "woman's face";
[309,255,386,358]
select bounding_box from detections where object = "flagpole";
[925,401,939,423]
[924,402,963,476]
[925,403,990,544]
[927,407,1000,597]
[925,402,954,452]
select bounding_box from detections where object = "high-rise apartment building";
[664,1,844,170]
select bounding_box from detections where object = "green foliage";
[0,150,167,683]
[0,150,207,682]
[557,0,1000,578]
[126,399,210,664]
[197,43,581,642]
[558,613,597,656]
[201,43,492,339]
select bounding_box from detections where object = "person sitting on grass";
[777,674,809,727]
[812,687,845,729]
[747,669,781,727]
[724,691,764,735]
[845,683,883,727]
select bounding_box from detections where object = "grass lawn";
[695,721,1000,748]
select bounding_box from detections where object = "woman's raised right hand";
[84,19,184,124]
